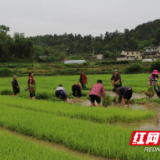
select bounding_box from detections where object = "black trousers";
[124,89,133,100]
[72,85,81,97]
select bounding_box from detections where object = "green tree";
[0,25,10,33]
[155,28,160,43]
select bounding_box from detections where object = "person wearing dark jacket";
[12,75,20,96]
[72,83,82,97]
[114,86,133,107]
[111,69,122,95]
[111,69,121,88]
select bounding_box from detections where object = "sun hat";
[13,75,17,79]
[114,69,118,72]
[152,70,160,75]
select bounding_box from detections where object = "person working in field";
[148,70,160,97]
[72,83,82,97]
[12,75,20,96]
[111,69,122,95]
[114,86,133,107]
[28,72,36,100]
[89,80,107,107]
[78,71,88,90]
[55,85,69,103]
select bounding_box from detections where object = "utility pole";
[93,48,95,56]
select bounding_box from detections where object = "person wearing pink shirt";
[89,80,107,107]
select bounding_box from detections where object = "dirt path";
[0,127,114,160]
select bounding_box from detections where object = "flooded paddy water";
[70,91,160,131]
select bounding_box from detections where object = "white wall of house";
[146,47,159,52]
[121,51,126,55]
[97,54,103,59]
[117,57,125,61]
[158,46,160,53]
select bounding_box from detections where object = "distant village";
[39,46,160,64]
[97,46,160,62]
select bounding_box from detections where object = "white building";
[64,60,86,64]
[97,54,103,60]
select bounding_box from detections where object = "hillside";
[29,19,160,61]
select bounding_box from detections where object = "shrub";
[125,63,142,73]
[0,68,12,76]
[151,59,160,71]
[101,60,130,65]
[8,64,17,68]
[142,66,151,73]
[1,90,13,95]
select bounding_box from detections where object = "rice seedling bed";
[0,104,159,160]
[0,131,86,160]
[0,96,155,123]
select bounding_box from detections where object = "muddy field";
[70,91,160,132]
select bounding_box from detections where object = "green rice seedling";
[147,86,154,92]
[36,93,50,99]
[116,81,121,86]
[87,94,90,100]
[145,86,154,98]
[0,105,158,160]
[112,96,117,102]
[102,94,112,106]
[0,131,86,160]
[0,96,154,123]
[1,90,13,95]
[30,84,35,90]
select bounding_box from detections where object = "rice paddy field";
[0,74,151,98]
[0,74,160,160]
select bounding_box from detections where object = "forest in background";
[0,19,160,62]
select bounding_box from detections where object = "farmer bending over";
[55,85,69,103]
[12,75,20,96]
[148,70,160,97]
[28,72,36,100]
[72,83,82,97]
[114,86,133,107]
[89,80,107,107]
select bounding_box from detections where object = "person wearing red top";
[89,80,107,107]
[28,72,36,100]
[78,71,88,90]
[72,83,82,97]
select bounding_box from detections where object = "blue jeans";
[154,86,159,92]
[81,83,86,90]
